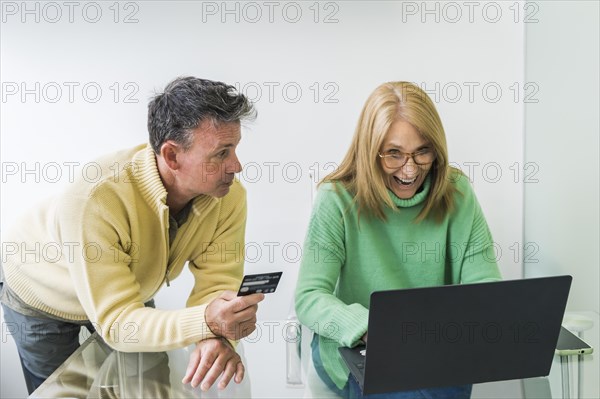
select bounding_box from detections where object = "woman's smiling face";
[379,118,434,199]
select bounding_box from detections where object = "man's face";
[176,120,242,198]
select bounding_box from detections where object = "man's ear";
[160,141,181,171]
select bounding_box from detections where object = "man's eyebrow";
[210,143,237,155]
[213,143,235,151]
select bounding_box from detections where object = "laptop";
[338,275,572,395]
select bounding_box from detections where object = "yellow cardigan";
[2,144,246,351]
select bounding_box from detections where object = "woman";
[295,82,502,399]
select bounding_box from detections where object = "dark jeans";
[1,299,155,394]
[1,303,95,394]
[311,335,473,399]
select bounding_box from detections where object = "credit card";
[237,272,283,296]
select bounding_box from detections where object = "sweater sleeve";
[64,193,217,352]
[451,175,503,284]
[295,184,368,347]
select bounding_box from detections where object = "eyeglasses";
[378,148,436,169]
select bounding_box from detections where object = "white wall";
[1,1,527,396]
[524,1,600,313]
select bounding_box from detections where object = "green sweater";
[295,173,502,389]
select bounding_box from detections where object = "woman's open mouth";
[393,176,417,186]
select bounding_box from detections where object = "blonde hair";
[324,81,458,222]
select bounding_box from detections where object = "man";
[0,76,263,394]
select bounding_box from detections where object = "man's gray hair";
[147,77,256,154]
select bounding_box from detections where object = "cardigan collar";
[133,144,218,216]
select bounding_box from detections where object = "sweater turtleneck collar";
[388,174,431,208]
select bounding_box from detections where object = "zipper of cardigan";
[146,207,172,301]
[164,211,171,287]
[163,208,171,288]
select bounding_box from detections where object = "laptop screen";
[358,276,571,394]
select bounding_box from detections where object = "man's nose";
[227,153,242,174]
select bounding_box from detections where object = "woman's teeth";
[394,176,417,186]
